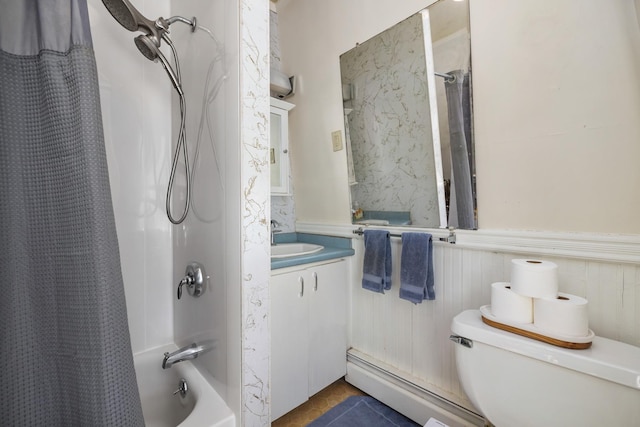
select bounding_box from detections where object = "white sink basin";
[271,243,324,259]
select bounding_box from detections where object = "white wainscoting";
[298,222,640,424]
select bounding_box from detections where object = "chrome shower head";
[101,0,156,33]
[134,34,159,61]
[102,0,198,64]
[102,0,197,35]
[101,0,137,30]
[134,34,184,96]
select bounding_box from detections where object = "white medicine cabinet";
[270,97,295,195]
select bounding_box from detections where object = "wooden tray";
[480,305,593,350]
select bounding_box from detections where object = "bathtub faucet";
[162,343,204,369]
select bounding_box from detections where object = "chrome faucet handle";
[270,220,282,245]
[176,262,206,300]
[176,276,193,299]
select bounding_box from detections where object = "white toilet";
[450,309,640,427]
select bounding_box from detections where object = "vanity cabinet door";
[270,259,348,421]
[270,270,309,421]
[307,260,348,396]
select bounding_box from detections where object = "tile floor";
[272,378,367,427]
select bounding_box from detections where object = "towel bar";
[352,227,456,244]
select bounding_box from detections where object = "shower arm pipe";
[144,16,197,50]
[161,15,198,32]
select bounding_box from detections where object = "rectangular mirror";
[340,0,476,229]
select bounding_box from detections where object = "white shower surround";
[91,0,273,424]
[89,0,174,356]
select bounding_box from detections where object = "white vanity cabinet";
[270,97,295,195]
[270,259,348,421]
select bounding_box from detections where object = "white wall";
[279,0,640,234]
[89,1,174,354]
[472,0,640,233]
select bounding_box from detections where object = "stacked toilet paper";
[490,259,589,337]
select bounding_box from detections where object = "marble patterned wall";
[271,194,296,232]
[240,0,271,424]
[270,10,281,70]
[341,13,440,226]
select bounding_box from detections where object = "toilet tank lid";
[451,309,640,390]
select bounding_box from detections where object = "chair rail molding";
[296,222,640,264]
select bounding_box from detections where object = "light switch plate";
[331,130,343,151]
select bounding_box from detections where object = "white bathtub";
[134,344,236,427]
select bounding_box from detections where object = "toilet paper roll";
[534,293,589,337]
[510,259,558,299]
[490,282,533,324]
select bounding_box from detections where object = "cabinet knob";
[283,149,288,154]
[312,272,318,291]
[298,276,304,297]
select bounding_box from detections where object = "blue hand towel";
[362,229,392,293]
[399,232,434,303]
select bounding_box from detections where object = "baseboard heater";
[346,350,485,427]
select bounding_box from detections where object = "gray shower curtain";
[0,1,144,425]
[444,69,476,229]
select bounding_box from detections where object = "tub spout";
[162,343,204,369]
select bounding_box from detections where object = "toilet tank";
[451,310,640,427]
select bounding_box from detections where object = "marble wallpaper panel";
[240,0,271,425]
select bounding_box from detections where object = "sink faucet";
[270,219,281,246]
[162,343,205,369]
